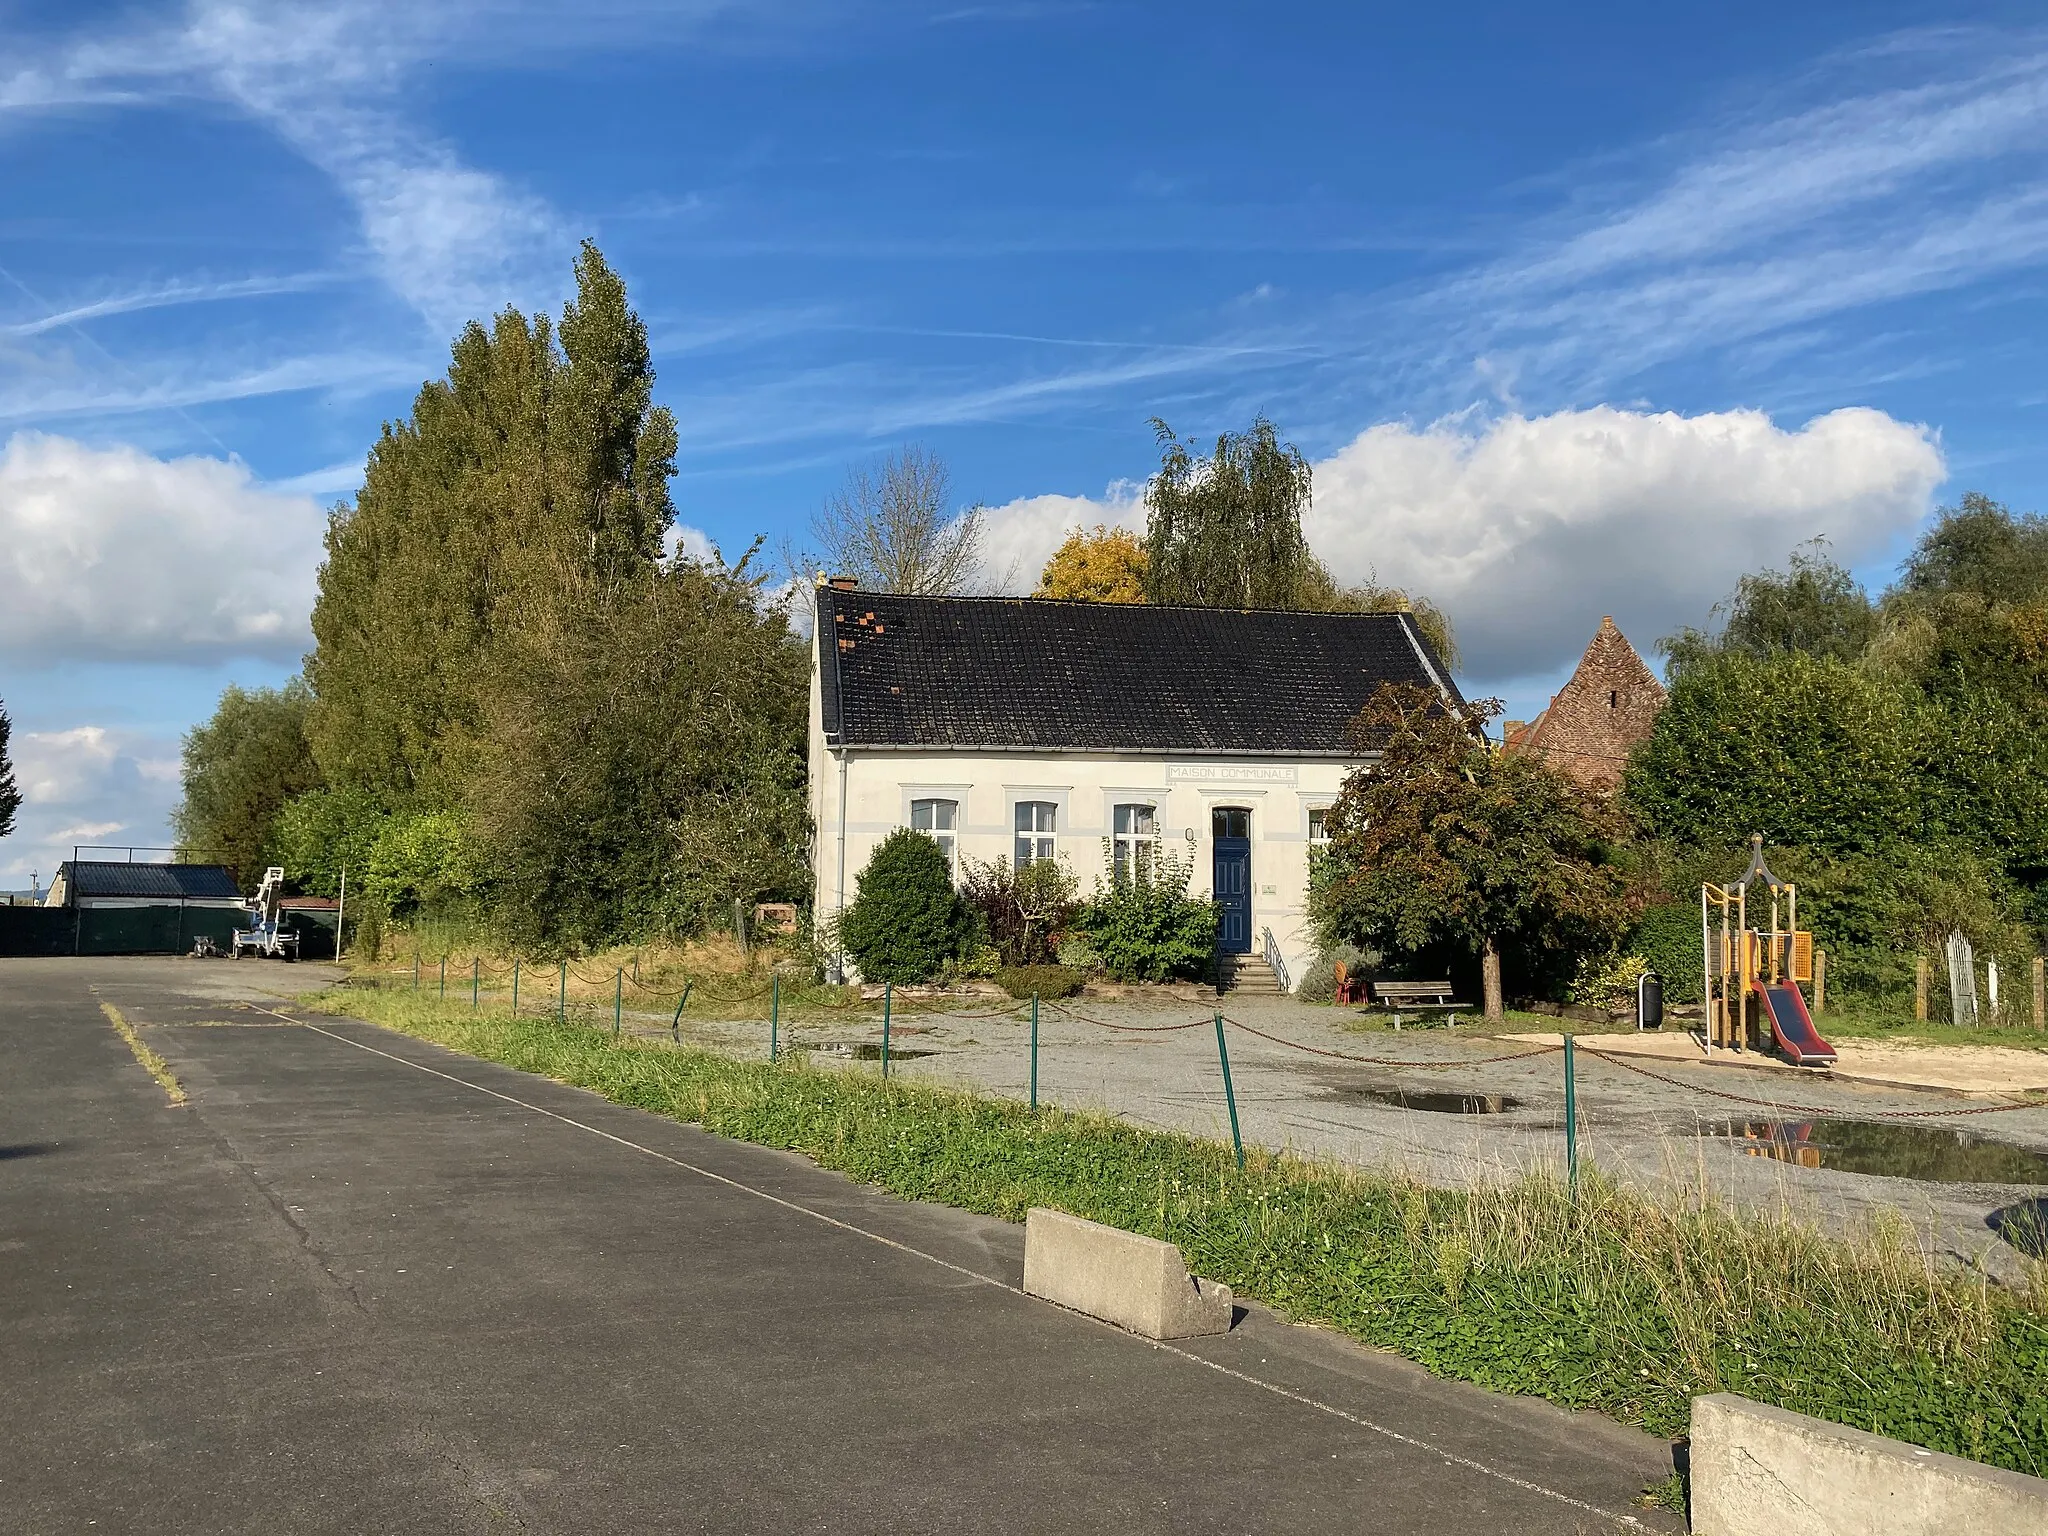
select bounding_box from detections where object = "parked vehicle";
[231,866,300,961]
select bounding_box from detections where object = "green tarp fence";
[0,904,252,958]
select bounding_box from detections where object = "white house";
[809,583,1463,990]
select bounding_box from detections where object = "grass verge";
[100,1001,186,1105]
[310,986,2047,1478]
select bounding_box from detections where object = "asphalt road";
[1,958,1681,1534]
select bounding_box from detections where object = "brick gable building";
[1503,617,1665,793]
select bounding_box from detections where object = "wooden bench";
[1370,980,1459,1010]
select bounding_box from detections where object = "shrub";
[366,810,480,922]
[1297,942,1373,1004]
[1055,933,1102,971]
[945,945,1001,982]
[1626,902,1704,1003]
[960,855,1079,966]
[994,965,1085,1000]
[1570,952,1651,1011]
[838,829,972,983]
[1623,653,1927,855]
[1075,845,1217,983]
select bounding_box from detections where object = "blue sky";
[2,0,2046,886]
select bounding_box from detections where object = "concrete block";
[1690,1393,2048,1536]
[1022,1208,1233,1340]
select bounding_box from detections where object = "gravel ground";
[639,988,2048,1284]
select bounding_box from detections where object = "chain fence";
[359,953,2048,1192]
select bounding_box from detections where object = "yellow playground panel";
[1702,834,1815,1054]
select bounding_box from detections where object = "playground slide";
[1752,980,1837,1067]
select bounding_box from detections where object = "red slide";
[1752,981,1837,1067]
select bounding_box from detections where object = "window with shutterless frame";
[911,798,959,875]
[1014,801,1057,865]
[1112,802,1158,878]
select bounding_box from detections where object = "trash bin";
[1637,970,1664,1031]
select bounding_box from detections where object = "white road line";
[255,1005,1651,1530]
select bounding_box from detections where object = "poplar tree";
[0,700,19,842]
[305,242,677,804]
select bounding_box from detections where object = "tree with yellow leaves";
[1034,525,1148,603]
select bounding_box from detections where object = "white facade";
[809,666,1356,989]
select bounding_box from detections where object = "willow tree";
[173,681,321,880]
[1143,416,1316,609]
[305,241,678,804]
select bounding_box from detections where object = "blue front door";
[1212,806,1252,954]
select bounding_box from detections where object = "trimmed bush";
[994,964,1085,1000]
[839,829,971,984]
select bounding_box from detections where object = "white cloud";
[0,432,324,663]
[976,488,1142,593]
[0,725,180,890]
[979,407,1944,682]
[668,523,719,564]
[1305,406,1944,679]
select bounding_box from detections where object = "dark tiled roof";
[817,588,1461,753]
[63,862,242,900]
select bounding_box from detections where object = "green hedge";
[994,965,1085,1000]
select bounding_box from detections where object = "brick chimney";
[827,575,857,591]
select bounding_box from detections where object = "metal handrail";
[1260,926,1290,994]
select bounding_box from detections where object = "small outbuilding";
[16,860,250,956]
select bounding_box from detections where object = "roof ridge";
[820,587,1414,619]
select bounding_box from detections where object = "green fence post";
[558,960,566,1021]
[439,956,446,1000]
[1214,1011,1244,1170]
[1564,1033,1578,1193]
[770,972,780,1061]
[512,959,520,1017]
[613,969,623,1038]
[1030,994,1039,1111]
[668,980,693,1043]
[882,982,892,1080]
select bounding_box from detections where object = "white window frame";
[911,798,960,878]
[1307,806,1333,847]
[1015,800,1057,867]
[1112,802,1159,879]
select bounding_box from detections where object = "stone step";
[1222,956,1285,994]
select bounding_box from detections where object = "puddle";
[1705,1120,2048,1185]
[813,1043,939,1063]
[1988,1199,2048,1258]
[1338,1086,1522,1115]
